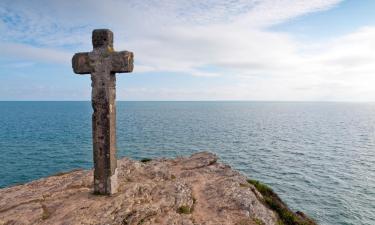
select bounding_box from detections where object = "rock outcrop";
[0,152,316,225]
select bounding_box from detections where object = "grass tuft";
[235,218,265,225]
[253,218,265,225]
[140,158,152,163]
[177,205,192,214]
[41,205,50,220]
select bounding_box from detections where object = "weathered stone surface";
[71,29,133,195]
[0,152,281,225]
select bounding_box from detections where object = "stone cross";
[72,29,134,195]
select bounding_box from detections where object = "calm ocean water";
[0,101,374,225]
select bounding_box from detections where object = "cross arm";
[72,52,92,74]
[111,51,134,73]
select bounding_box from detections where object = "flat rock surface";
[0,152,279,225]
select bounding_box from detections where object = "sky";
[0,0,375,101]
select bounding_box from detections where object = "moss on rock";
[247,179,317,225]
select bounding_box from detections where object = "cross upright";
[72,29,134,195]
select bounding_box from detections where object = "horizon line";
[0,100,374,103]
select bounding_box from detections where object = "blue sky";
[0,0,375,101]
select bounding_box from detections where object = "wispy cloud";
[0,62,35,68]
[2,0,375,101]
[0,42,71,64]
[236,0,342,27]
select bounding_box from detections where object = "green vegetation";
[140,158,152,163]
[253,218,265,225]
[177,205,192,214]
[239,182,250,188]
[41,205,50,220]
[52,169,82,177]
[247,179,317,225]
[235,219,253,225]
[235,218,265,225]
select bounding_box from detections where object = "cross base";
[94,168,118,195]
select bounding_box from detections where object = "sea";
[0,101,374,225]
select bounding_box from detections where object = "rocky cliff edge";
[0,152,317,225]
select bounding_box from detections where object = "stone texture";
[72,29,133,195]
[0,152,280,225]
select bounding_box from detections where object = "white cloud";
[236,0,342,27]
[2,0,375,101]
[0,42,71,64]
[0,62,35,68]
[0,0,342,46]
